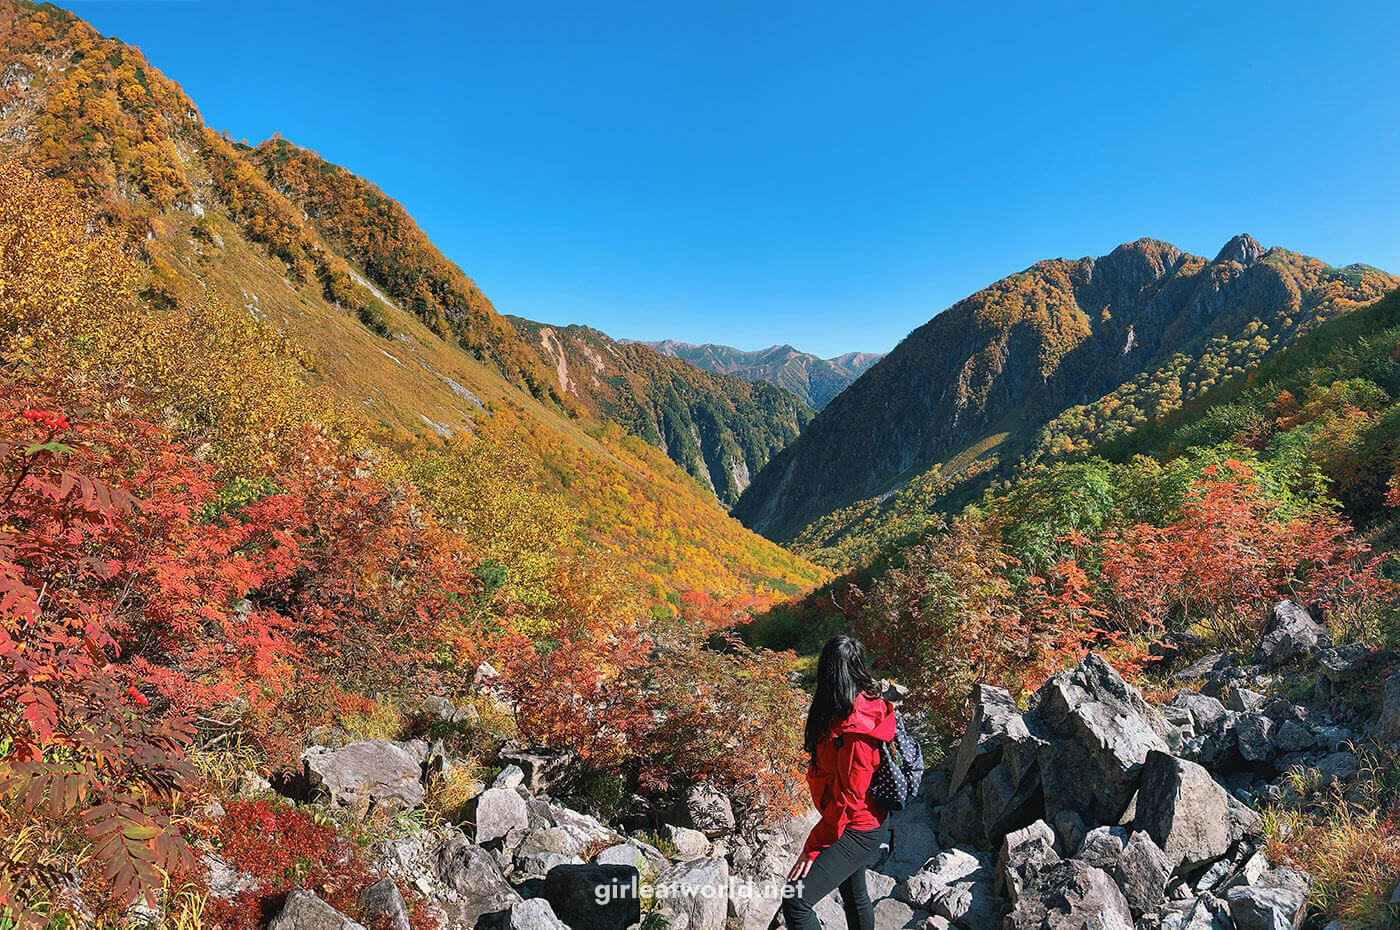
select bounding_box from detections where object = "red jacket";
[801,693,897,861]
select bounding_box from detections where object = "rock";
[1272,720,1315,753]
[421,695,458,723]
[682,782,736,837]
[1379,671,1400,743]
[510,899,571,930]
[949,684,1019,793]
[979,758,1042,840]
[872,897,922,930]
[1225,688,1267,714]
[1318,642,1369,683]
[493,764,527,790]
[937,785,985,849]
[1135,751,1261,875]
[927,879,1004,930]
[361,878,411,930]
[1168,894,1233,930]
[997,820,1059,904]
[1076,826,1127,872]
[1029,654,1170,827]
[1313,750,1360,786]
[1224,882,1307,930]
[1172,654,1233,684]
[519,826,590,860]
[204,852,259,900]
[1168,693,1238,770]
[471,787,531,845]
[664,824,711,859]
[1313,725,1354,754]
[499,745,580,794]
[517,851,582,880]
[594,840,667,876]
[1003,860,1132,930]
[540,864,641,930]
[1255,601,1322,666]
[434,838,523,929]
[896,848,986,908]
[921,768,952,804]
[656,857,728,930]
[880,795,942,880]
[1116,831,1169,916]
[301,741,424,813]
[1236,714,1274,764]
[269,889,366,930]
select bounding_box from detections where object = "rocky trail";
[182,600,1398,930]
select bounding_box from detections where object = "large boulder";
[499,745,580,794]
[880,795,942,880]
[1254,601,1323,666]
[1115,831,1170,916]
[1224,882,1308,930]
[361,879,410,930]
[269,890,366,930]
[301,740,424,812]
[730,811,818,930]
[1028,654,1171,827]
[434,837,523,929]
[471,787,530,845]
[997,820,1059,904]
[510,899,572,930]
[1163,894,1233,930]
[949,684,1020,794]
[539,864,641,930]
[656,857,728,930]
[895,848,987,909]
[1135,751,1261,875]
[681,782,736,837]
[1003,860,1133,930]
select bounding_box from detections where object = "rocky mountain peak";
[1214,234,1264,266]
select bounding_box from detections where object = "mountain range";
[731,235,1397,567]
[630,339,882,409]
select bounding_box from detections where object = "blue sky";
[71,0,1400,357]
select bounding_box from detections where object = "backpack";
[868,704,925,811]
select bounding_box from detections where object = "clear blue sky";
[71,0,1400,357]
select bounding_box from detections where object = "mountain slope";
[732,235,1396,567]
[636,339,882,409]
[0,0,825,599]
[509,319,812,505]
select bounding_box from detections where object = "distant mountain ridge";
[627,339,883,409]
[509,319,813,505]
[732,235,1398,567]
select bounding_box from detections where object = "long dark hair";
[803,635,879,762]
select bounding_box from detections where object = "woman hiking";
[780,635,897,930]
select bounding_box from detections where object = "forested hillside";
[638,339,882,409]
[509,319,812,504]
[734,236,1396,568]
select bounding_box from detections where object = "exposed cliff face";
[732,236,1397,549]
[510,319,814,505]
[635,340,882,410]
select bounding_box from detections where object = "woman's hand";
[787,856,814,881]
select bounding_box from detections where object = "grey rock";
[269,890,366,930]
[1003,860,1132,930]
[361,878,410,930]
[880,796,942,880]
[493,764,527,790]
[664,824,712,859]
[1116,832,1169,916]
[1379,670,1400,743]
[540,864,641,930]
[1052,810,1087,857]
[997,820,1059,904]
[594,840,668,877]
[1236,714,1274,764]
[683,781,736,837]
[516,851,582,880]
[499,745,579,794]
[510,899,571,930]
[301,740,424,812]
[1313,725,1354,754]
[1225,688,1267,714]
[938,785,985,849]
[980,758,1042,840]
[1029,654,1170,827]
[204,852,259,900]
[1172,654,1233,684]
[1318,642,1369,683]
[1225,882,1307,930]
[471,787,531,845]
[1255,601,1322,666]
[872,897,922,930]
[1272,720,1315,753]
[434,838,522,928]
[949,684,1019,794]
[1076,826,1127,872]
[1313,750,1360,786]
[1170,894,1232,930]
[656,857,728,930]
[896,848,986,908]
[1136,751,1261,875]
[927,879,1004,930]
